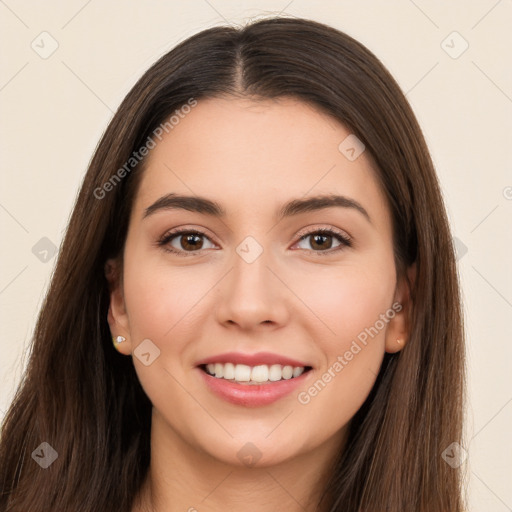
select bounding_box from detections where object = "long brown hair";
[0,16,466,511]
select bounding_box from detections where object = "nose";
[215,246,290,331]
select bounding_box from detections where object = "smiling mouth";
[199,363,313,385]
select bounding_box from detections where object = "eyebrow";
[143,193,371,223]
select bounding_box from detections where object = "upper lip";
[195,351,312,368]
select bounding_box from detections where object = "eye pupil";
[182,233,203,250]
[311,233,332,250]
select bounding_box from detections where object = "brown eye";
[158,229,216,256]
[309,233,334,250]
[294,229,351,254]
[179,233,204,251]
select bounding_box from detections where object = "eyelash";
[157,227,352,257]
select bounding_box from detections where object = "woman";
[0,16,466,511]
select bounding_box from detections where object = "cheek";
[297,343,384,443]
[291,257,396,432]
[121,256,208,413]
[123,255,213,341]
[291,257,397,345]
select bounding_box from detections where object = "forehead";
[133,96,388,221]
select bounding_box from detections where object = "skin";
[106,96,413,512]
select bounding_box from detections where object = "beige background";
[1,1,511,510]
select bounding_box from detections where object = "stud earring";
[396,338,403,345]
[113,335,126,345]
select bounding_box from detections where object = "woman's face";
[108,96,410,468]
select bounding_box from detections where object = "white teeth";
[234,364,251,382]
[223,362,235,380]
[204,362,307,383]
[281,365,293,379]
[269,364,282,382]
[251,365,269,383]
[292,366,304,378]
[214,363,224,378]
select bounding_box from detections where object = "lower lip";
[197,367,312,407]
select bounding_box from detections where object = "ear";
[105,258,132,355]
[384,262,416,354]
